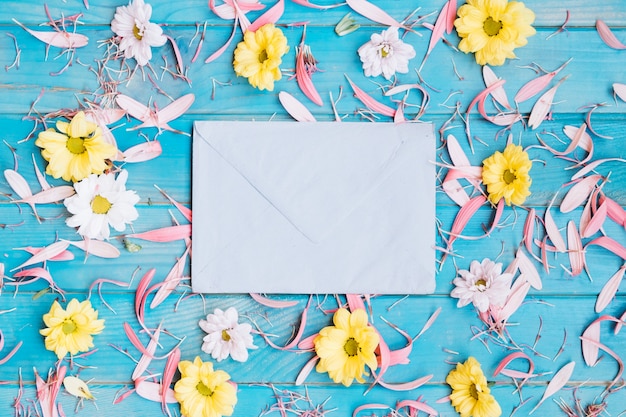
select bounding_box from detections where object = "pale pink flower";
[64,170,139,240]
[110,0,166,66]
[451,259,513,313]
[357,26,416,80]
[199,307,256,362]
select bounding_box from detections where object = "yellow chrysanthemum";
[446,357,502,417]
[482,143,531,206]
[174,356,237,417]
[40,299,105,359]
[313,308,379,387]
[454,0,535,66]
[233,23,289,91]
[35,111,117,182]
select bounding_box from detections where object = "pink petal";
[596,20,626,49]
[278,91,316,122]
[595,265,626,313]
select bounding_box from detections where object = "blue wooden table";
[1,1,625,416]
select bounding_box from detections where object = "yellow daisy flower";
[454,0,535,66]
[174,356,237,417]
[40,299,105,359]
[314,308,379,387]
[233,23,289,91]
[35,111,117,182]
[482,143,531,206]
[446,357,502,417]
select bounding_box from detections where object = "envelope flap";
[195,121,423,242]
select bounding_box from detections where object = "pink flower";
[357,26,416,80]
[451,259,513,313]
[110,0,166,66]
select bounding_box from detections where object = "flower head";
[454,0,535,66]
[482,143,532,206]
[199,307,257,362]
[357,26,415,80]
[314,308,379,386]
[40,299,105,359]
[174,356,237,417]
[233,23,289,91]
[35,111,117,183]
[64,170,140,240]
[446,357,501,417]
[451,258,513,312]
[111,0,167,66]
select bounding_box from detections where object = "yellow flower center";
[483,17,502,36]
[344,337,359,357]
[66,137,86,155]
[221,329,231,342]
[380,45,390,58]
[476,279,487,288]
[258,49,268,64]
[196,381,213,397]
[91,195,112,214]
[503,169,517,184]
[133,24,143,40]
[469,383,481,400]
[62,320,77,334]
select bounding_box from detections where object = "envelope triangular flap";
[196,121,416,242]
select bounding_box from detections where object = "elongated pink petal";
[295,47,322,106]
[579,335,624,389]
[599,194,626,227]
[124,322,157,359]
[375,374,433,391]
[123,141,162,163]
[415,307,441,340]
[595,265,625,313]
[248,0,284,32]
[127,225,191,242]
[134,379,177,403]
[445,195,487,251]
[278,91,316,122]
[582,201,607,238]
[346,0,404,27]
[421,0,451,67]
[528,84,559,130]
[291,0,344,8]
[500,280,530,321]
[132,325,162,380]
[465,79,506,151]
[250,293,298,308]
[258,296,311,351]
[0,341,22,365]
[4,169,32,199]
[13,19,88,49]
[20,186,75,205]
[157,94,195,126]
[614,83,626,101]
[544,207,566,252]
[530,361,575,414]
[345,75,395,117]
[295,355,319,385]
[32,154,51,191]
[523,208,535,253]
[514,59,570,104]
[12,241,70,271]
[396,399,439,416]
[596,20,626,49]
[161,347,180,412]
[586,236,626,260]
[150,246,190,308]
[482,66,511,109]
[206,18,239,63]
[493,351,535,379]
[19,246,74,261]
[135,269,155,331]
[571,158,626,181]
[442,175,470,207]
[66,239,120,258]
[560,175,601,213]
[516,248,542,290]
[567,221,584,276]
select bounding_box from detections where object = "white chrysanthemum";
[199,307,256,362]
[451,259,513,313]
[357,27,416,80]
[110,0,167,66]
[64,170,140,240]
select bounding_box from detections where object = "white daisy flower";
[199,307,257,362]
[451,258,513,313]
[357,26,416,80]
[64,170,140,240]
[110,0,167,66]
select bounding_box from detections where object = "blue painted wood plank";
[3,25,626,117]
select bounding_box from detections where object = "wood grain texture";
[1,1,625,417]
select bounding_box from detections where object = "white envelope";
[192,121,436,294]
